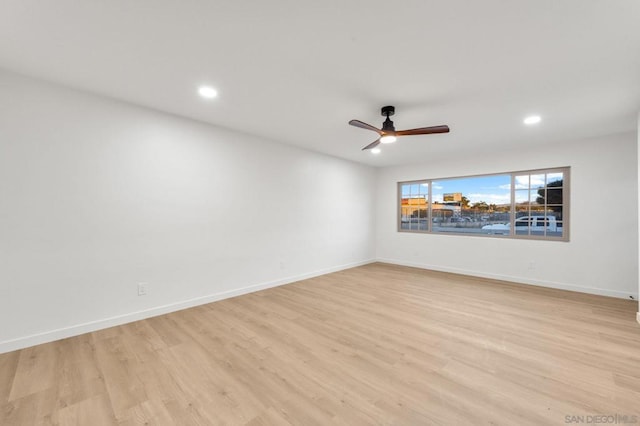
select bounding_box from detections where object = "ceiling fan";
[349,106,450,150]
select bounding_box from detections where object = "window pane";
[530,174,545,189]
[400,205,410,230]
[547,220,564,238]
[546,206,563,221]
[530,189,544,205]
[547,172,563,186]
[431,174,511,235]
[543,184,563,205]
[515,175,529,189]
[416,204,428,231]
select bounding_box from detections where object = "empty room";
[1,1,639,425]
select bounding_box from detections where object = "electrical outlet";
[137,282,147,296]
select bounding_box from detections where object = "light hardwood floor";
[1,263,639,425]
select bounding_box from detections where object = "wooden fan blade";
[349,120,382,134]
[362,139,381,151]
[396,125,450,136]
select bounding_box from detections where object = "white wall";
[0,70,376,352]
[376,132,639,300]
[1,68,637,353]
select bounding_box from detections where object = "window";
[398,167,569,241]
[400,182,428,231]
[513,171,565,238]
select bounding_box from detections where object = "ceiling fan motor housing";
[381,106,396,132]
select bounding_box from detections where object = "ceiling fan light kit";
[349,105,450,151]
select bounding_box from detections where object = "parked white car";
[482,216,561,233]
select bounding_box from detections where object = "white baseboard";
[377,257,639,300]
[0,259,376,354]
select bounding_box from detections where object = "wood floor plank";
[1,262,639,425]
[56,393,116,426]
[8,343,59,401]
[0,350,19,403]
[92,334,149,422]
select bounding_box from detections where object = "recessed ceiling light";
[198,86,218,99]
[371,148,381,154]
[523,115,541,125]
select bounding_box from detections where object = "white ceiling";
[1,1,639,167]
